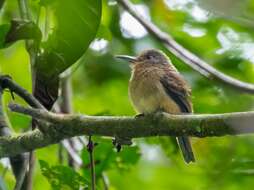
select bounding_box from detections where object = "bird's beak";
[115,55,137,63]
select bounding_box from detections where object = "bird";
[116,49,195,163]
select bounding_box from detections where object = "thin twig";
[87,136,96,190]
[13,154,29,190]
[58,143,64,164]
[116,0,254,94]
[61,140,83,167]
[102,172,109,190]
[23,152,36,190]
[0,85,29,190]
[78,136,88,145]
[0,76,44,109]
[59,75,78,167]
[17,0,31,20]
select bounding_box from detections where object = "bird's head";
[116,49,171,67]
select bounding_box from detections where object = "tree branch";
[0,81,29,190]
[116,0,254,94]
[0,75,44,109]
[0,103,252,158]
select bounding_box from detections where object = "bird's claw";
[135,113,145,118]
[112,138,122,152]
[112,137,132,152]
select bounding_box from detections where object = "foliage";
[1,0,254,189]
[39,160,89,190]
[0,20,41,48]
[37,0,102,78]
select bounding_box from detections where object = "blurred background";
[1,0,254,189]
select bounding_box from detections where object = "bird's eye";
[147,55,153,60]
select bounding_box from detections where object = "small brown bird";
[116,49,195,163]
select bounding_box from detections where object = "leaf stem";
[17,0,31,20]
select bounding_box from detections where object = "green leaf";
[39,160,89,190]
[117,146,140,166]
[0,20,42,49]
[0,24,10,48]
[5,20,42,44]
[37,0,102,77]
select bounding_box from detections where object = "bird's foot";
[153,110,167,119]
[135,113,145,118]
[112,137,132,152]
[112,138,122,152]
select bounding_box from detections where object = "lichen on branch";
[0,103,253,158]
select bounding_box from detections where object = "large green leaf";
[37,0,102,77]
[33,0,101,110]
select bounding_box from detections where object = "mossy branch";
[0,103,253,158]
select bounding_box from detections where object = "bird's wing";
[160,70,195,163]
[160,71,192,113]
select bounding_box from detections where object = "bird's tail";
[177,136,195,163]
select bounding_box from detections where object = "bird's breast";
[129,66,181,114]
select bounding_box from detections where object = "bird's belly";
[129,81,181,114]
[132,94,160,114]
